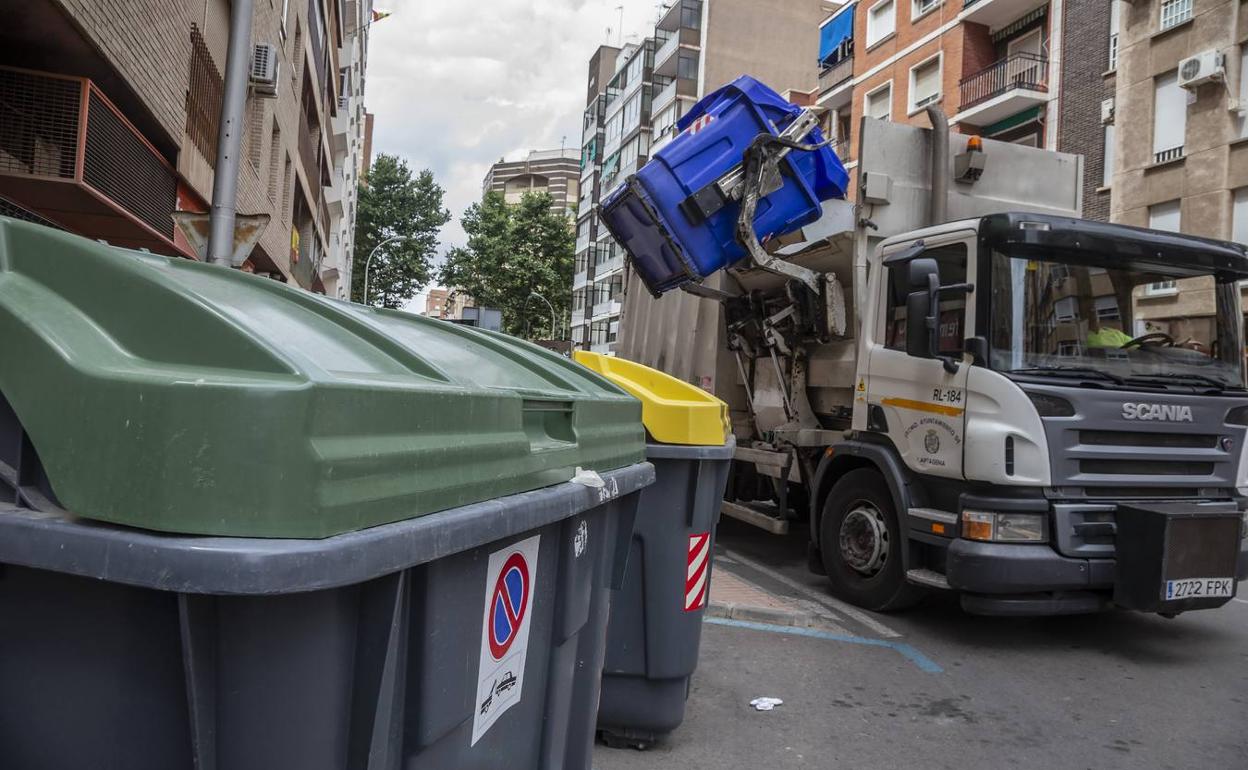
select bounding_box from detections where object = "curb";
[706,601,816,627]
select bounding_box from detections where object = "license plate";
[1164,577,1235,601]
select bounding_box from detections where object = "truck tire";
[819,468,923,612]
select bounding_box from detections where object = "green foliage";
[350,154,451,308]
[440,191,575,338]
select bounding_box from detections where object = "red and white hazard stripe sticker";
[684,532,711,611]
[685,114,715,136]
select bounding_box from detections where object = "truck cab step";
[906,568,952,590]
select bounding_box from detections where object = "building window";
[1094,295,1121,321]
[1152,71,1186,164]
[247,100,265,172]
[1108,1,1120,70]
[865,82,892,121]
[1233,188,1248,245]
[653,104,678,139]
[1102,123,1114,187]
[908,54,941,113]
[267,124,282,203]
[913,0,941,21]
[1053,296,1078,323]
[1149,199,1181,231]
[604,111,623,146]
[1159,0,1193,31]
[677,52,698,80]
[866,0,896,47]
[622,93,641,128]
[282,153,293,222]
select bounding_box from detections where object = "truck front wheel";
[819,468,922,611]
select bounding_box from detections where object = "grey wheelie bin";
[575,352,735,747]
[0,217,653,770]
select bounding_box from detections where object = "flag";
[371,9,392,22]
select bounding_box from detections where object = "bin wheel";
[819,468,922,612]
[598,728,655,751]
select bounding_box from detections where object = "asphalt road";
[594,518,1248,770]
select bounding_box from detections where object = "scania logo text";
[1121,403,1193,422]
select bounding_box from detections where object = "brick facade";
[1057,0,1113,221]
[58,0,197,149]
[5,0,360,288]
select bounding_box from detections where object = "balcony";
[594,253,624,276]
[592,299,621,319]
[654,26,701,75]
[574,269,590,290]
[817,57,854,109]
[655,37,700,80]
[0,66,187,256]
[658,0,703,31]
[960,0,1050,32]
[653,77,698,115]
[953,53,1049,127]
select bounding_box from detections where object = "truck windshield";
[988,250,1246,390]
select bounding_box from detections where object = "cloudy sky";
[365,1,658,309]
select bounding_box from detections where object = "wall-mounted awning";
[819,4,855,66]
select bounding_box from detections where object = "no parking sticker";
[471,534,540,746]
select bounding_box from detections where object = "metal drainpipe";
[207,0,256,267]
[925,104,949,227]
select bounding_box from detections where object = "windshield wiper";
[1125,373,1244,391]
[1007,366,1127,385]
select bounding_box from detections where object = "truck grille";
[1078,430,1217,449]
[1028,385,1248,490]
[1078,459,1216,476]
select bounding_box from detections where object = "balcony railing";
[959,53,1049,110]
[1154,146,1184,164]
[653,77,697,114]
[818,56,854,96]
[0,65,180,251]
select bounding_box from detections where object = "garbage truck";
[602,75,1248,617]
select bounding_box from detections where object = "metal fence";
[0,66,177,239]
[186,25,223,165]
[0,67,80,179]
[959,53,1049,110]
[83,90,177,237]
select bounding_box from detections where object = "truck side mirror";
[905,258,940,360]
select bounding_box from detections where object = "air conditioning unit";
[1178,51,1224,89]
[250,43,280,96]
[1101,98,1115,124]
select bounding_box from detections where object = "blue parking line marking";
[705,616,943,674]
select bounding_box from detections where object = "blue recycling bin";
[599,75,848,296]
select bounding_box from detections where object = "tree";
[350,154,451,308]
[440,191,575,338]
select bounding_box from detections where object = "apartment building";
[571,0,833,354]
[0,0,372,296]
[482,148,581,217]
[815,0,1113,218]
[325,0,373,299]
[1107,0,1248,335]
[423,287,472,320]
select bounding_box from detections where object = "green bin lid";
[0,218,644,537]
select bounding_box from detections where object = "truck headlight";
[962,511,1046,543]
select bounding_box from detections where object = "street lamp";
[526,291,558,339]
[362,235,409,306]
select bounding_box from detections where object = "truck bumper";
[944,538,1248,615]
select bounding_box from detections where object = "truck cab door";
[861,234,976,480]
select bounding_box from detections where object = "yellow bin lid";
[574,351,730,446]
